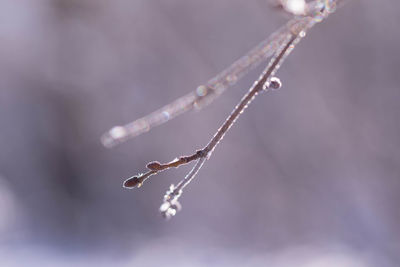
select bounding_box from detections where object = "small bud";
[123,176,141,189]
[146,161,162,171]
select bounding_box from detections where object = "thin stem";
[120,0,347,218]
[124,32,300,188]
[176,157,207,192]
[123,33,300,190]
[123,32,303,220]
[203,34,298,157]
[159,157,206,219]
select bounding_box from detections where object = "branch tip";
[123,176,141,189]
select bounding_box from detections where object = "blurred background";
[0,0,399,266]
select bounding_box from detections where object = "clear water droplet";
[263,77,282,91]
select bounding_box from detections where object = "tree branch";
[116,0,347,218]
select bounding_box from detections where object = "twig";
[123,31,306,218]
[110,0,347,218]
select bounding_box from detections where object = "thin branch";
[203,34,298,158]
[123,31,307,218]
[122,150,205,188]
[123,35,294,186]
[112,0,347,218]
[160,157,206,219]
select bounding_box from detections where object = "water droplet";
[264,77,282,91]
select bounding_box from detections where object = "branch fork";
[105,1,344,219]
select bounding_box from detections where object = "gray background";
[0,0,399,266]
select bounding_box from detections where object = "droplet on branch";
[263,76,282,91]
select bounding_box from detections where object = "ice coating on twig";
[101,17,315,147]
[106,0,346,219]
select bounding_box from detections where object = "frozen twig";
[104,0,347,218]
[124,31,307,217]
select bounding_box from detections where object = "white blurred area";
[0,176,20,237]
[0,241,374,267]
[0,0,399,266]
[279,0,306,15]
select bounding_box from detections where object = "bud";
[146,161,162,171]
[123,176,142,188]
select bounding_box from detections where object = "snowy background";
[0,0,399,266]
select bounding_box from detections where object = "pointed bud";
[123,176,141,189]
